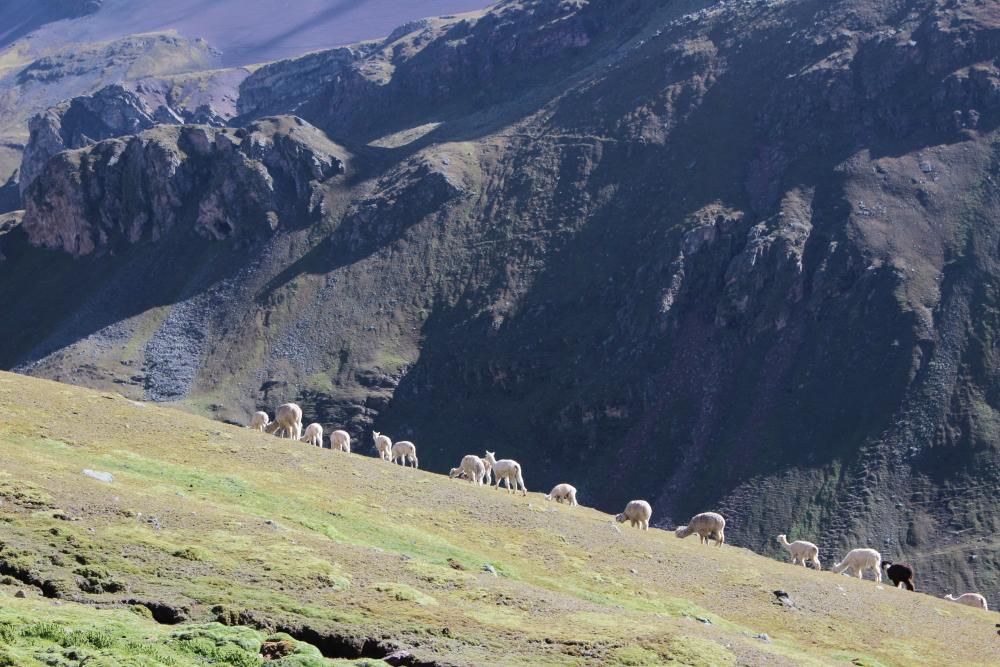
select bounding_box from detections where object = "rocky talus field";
[0,0,998,624]
[0,372,997,666]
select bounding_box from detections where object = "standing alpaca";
[483,451,526,496]
[248,411,270,432]
[675,512,725,546]
[944,593,988,610]
[615,500,652,530]
[264,403,303,440]
[882,561,915,590]
[776,534,821,570]
[831,548,882,582]
[372,431,392,461]
[330,430,351,452]
[300,423,323,447]
[391,441,419,467]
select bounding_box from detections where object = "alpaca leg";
[641,520,648,530]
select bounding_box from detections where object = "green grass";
[0,371,996,666]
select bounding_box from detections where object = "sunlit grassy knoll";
[0,371,995,666]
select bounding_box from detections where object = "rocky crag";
[1,0,999,600]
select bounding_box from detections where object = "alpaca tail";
[516,467,527,496]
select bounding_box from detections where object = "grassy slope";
[0,372,995,667]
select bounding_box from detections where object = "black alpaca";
[881,561,915,591]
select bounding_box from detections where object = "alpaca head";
[448,467,462,478]
[484,450,497,463]
[777,534,789,545]
[944,594,957,601]
[675,525,692,539]
[615,512,627,523]
[545,493,553,501]
[881,560,893,568]
[372,431,380,441]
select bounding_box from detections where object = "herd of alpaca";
[247,403,991,613]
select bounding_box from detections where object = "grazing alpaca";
[449,455,486,485]
[300,423,323,447]
[675,512,725,546]
[391,441,419,467]
[372,431,392,461]
[248,411,269,432]
[264,403,303,440]
[615,500,652,530]
[483,451,526,496]
[831,548,882,582]
[545,483,578,506]
[882,561,915,591]
[776,534,821,570]
[944,593,988,611]
[330,429,351,452]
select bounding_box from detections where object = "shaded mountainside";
[1,0,999,603]
[0,371,996,666]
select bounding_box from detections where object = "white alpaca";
[248,411,270,432]
[391,441,418,467]
[480,456,493,486]
[675,512,725,546]
[944,593,988,611]
[776,534,821,570]
[449,455,486,485]
[330,429,351,452]
[831,548,882,582]
[372,431,392,461]
[483,451,526,496]
[300,423,323,447]
[264,403,303,440]
[545,483,578,506]
[615,500,652,530]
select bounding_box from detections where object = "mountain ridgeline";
[1,0,999,599]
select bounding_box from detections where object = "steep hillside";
[1,0,999,603]
[0,371,996,666]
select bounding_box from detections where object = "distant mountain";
[0,0,489,65]
[0,0,489,197]
[1,0,999,603]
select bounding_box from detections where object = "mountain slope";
[0,371,996,666]
[1,0,999,602]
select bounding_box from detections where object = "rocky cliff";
[2,0,999,600]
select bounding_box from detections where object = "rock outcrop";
[22,116,345,255]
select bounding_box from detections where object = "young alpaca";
[831,548,882,582]
[944,593,988,610]
[372,431,392,461]
[330,429,351,452]
[615,500,652,530]
[881,561,915,591]
[391,441,419,467]
[248,411,270,431]
[480,456,493,486]
[545,483,578,506]
[264,403,303,440]
[483,451,526,496]
[675,512,725,546]
[776,534,821,570]
[300,423,323,447]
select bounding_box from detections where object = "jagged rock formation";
[20,71,247,194]
[22,117,345,255]
[1,0,999,600]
